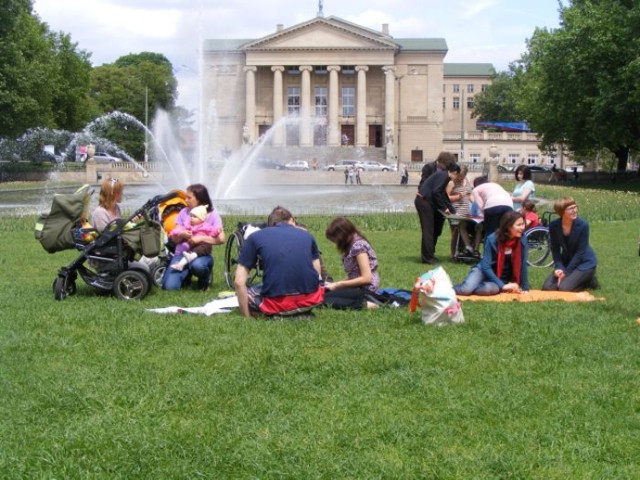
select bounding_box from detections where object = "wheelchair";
[223,221,267,289]
[524,211,555,267]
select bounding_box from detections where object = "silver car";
[356,160,397,172]
[325,160,360,171]
[92,152,121,163]
[284,160,309,171]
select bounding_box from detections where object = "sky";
[32,0,564,111]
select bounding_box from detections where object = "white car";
[356,160,397,172]
[285,160,309,171]
[92,152,121,163]
[325,160,360,171]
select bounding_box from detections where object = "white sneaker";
[171,261,186,271]
[183,251,198,263]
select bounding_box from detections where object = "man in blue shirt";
[234,206,324,317]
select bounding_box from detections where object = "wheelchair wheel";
[224,230,244,289]
[113,270,149,300]
[525,226,553,267]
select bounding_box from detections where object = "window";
[342,65,355,75]
[467,96,474,109]
[481,84,489,92]
[442,97,446,109]
[286,66,300,75]
[508,153,520,164]
[287,87,300,115]
[467,84,474,93]
[315,66,327,75]
[452,84,460,93]
[342,87,355,116]
[527,154,539,165]
[453,96,460,109]
[315,87,327,117]
[469,153,481,164]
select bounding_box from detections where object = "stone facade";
[201,15,553,169]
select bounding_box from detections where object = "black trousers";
[323,287,367,310]
[414,195,444,263]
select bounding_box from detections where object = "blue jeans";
[162,253,213,290]
[453,265,500,296]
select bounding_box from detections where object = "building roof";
[394,38,447,52]
[444,63,495,77]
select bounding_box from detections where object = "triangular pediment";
[244,16,398,51]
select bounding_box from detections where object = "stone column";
[244,66,257,145]
[383,66,396,162]
[355,66,368,147]
[300,65,313,147]
[271,66,285,146]
[327,65,341,146]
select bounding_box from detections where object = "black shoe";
[422,258,439,265]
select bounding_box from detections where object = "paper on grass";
[146,296,239,316]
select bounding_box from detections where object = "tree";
[91,52,177,121]
[89,53,178,161]
[0,1,93,138]
[518,0,640,171]
[472,64,527,122]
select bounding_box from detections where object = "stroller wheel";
[151,263,166,288]
[113,270,149,301]
[53,275,76,301]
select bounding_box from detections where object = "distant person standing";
[415,162,461,264]
[419,151,455,187]
[344,166,348,184]
[572,166,579,187]
[355,168,362,185]
[400,164,409,185]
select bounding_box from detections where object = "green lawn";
[1,184,639,478]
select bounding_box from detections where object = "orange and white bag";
[410,266,464,326]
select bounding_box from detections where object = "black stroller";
[35,185,181,301]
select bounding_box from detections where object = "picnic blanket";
[146,295,239,315]
[457,290,604,302]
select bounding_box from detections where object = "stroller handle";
[150,190,184,205]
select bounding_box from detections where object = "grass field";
[1,183,639,478]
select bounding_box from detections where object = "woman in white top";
[511,165,535,211]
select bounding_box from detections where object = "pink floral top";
[343,234,379,292]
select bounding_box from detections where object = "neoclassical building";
[201,14,550,168]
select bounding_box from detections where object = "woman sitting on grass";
[542,196,598,292]
[323,216,380,310]
[454,210,529,296]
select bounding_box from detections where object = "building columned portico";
[202,15,553,169]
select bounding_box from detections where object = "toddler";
[170,205,220,271]
[522,199,540,229]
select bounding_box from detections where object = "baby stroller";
[35,185,182,301]
[145,190,189,287]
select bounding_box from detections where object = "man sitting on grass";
[234,206,325,318]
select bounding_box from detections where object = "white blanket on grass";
[146,296,239,316]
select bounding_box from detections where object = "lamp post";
[460,90,465,162]
[144,86,149,162]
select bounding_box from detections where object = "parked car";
[497,164,516,173]
[325,160,360,171]
[356,160,397,172]
[527,165,551,173]
[35,151,64,164]
[92,152,121,163]
[255,157,285,170]
[284,160,309,171]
